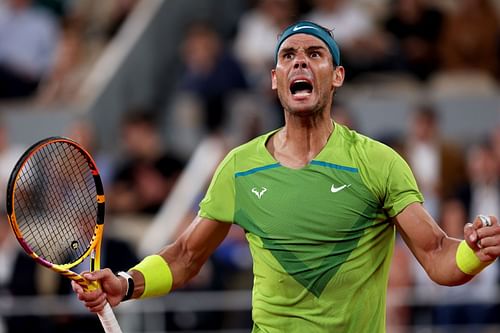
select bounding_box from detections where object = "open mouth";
[290,80,313,96]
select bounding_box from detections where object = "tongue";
[294,89,311,96]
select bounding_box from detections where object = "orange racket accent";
[6,137,121,333]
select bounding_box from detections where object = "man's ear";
[271,69,277,90]
[332,66,345,88]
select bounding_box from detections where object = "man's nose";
[293,54,308,69]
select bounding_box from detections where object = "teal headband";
[275,21,341,66]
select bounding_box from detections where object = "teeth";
[291,79,313,95]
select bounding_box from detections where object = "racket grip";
[97,302,123,333]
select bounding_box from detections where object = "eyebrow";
[279,45,328,56]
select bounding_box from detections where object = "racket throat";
[90,250,96,271]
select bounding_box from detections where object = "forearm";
[160,240,208,290]
[419,236,473,286]
[123,217,230,300]
[396,203,491,286]
[125,242,204,299]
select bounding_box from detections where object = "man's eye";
[283,53,294,60]
[310,52,320,58]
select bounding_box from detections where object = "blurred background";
[0,0,499,332]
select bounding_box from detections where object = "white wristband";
[116,271,134,301]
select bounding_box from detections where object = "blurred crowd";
[0,0,498,107]
[0,0,137,103]
[0,0,499,332]
[386,105,500,333]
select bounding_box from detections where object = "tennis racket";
[5,136,122,333]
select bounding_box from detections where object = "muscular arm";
[129,216,231,298]
[395,202,472,286]
[73,216,231,312]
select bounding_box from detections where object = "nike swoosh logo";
[292,25,319,32]
[331,184,351,193]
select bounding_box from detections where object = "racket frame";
[6,136,123,333]
[6,136,105,291]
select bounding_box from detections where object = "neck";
[269,113,334,169]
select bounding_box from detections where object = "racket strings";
[13,142,98,265]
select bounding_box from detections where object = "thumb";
[82,269,110,281]
[464,222,480,251]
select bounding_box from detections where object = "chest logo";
[331,184,351,193]
[252,187,267,199]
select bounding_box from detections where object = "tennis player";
[73,21,500,332]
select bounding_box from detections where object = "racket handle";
[97,302,123,333]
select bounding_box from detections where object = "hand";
[464,215,500,262]
[71,268,124,312]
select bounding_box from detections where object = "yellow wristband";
[131,255,173,298]
[456,240,492,275]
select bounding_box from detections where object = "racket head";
[5,136,105,277]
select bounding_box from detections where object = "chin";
[287,106,324,117]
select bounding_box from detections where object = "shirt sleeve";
[198,152,235,223]
[357,137,424,218]
[383,153,424,217]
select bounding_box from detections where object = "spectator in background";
[386,235,413,333]
[438,0,499,79]
[403,105,465,219]
[231,0,299,142]
[0,210,17,333]
[37,0,138,104]
[330,102,357,130]
[490,124,500,169]
[178,21,248,133]
[68,0,137,53]
[109,110,185,215]
[437,142,500,331]
[303,0,373,46]
[303,0,393,80]
[0,120,25,205]
[383,0,444,80]
[0,0,59,99]
[0,119,24,331]
[443,142,500,236]
[64,118,114,188]
[233,0,298,90]
[36,16,91,104]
